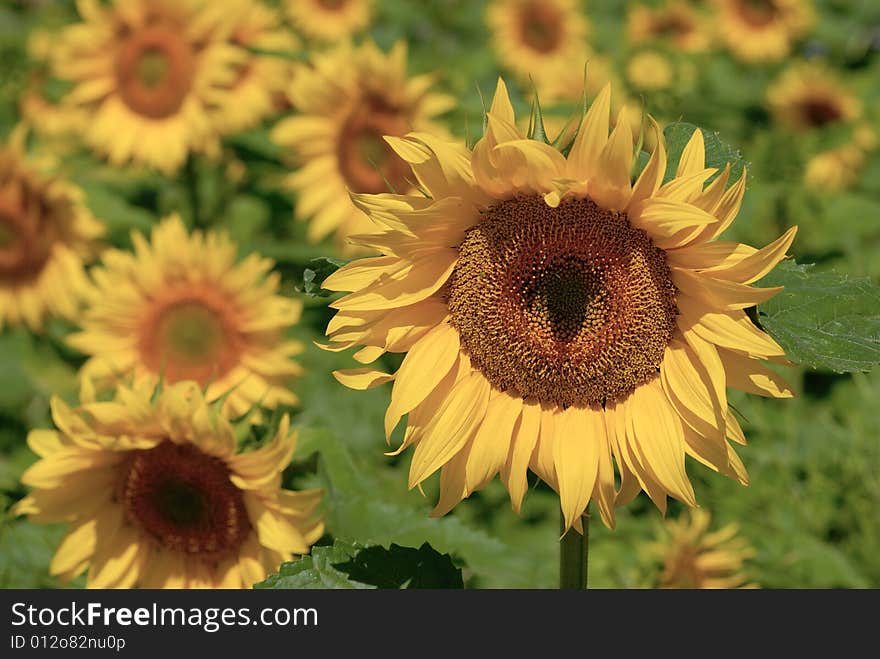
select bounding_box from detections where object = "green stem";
[559,509,590,589]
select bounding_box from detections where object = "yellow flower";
[627,1,711,53]
[52,0,241,174]
[533,52,618,107]
[271,40,454,253]
[804,145,864,192]
[322,79,797,532]
[0,135,103,331]
[285,0,373,42]
[714,0,814,63]
[203,0,300,135]
[67,215,304,417]
[626,51,675,92]
[14,380,324,588]
[649,509,757,588]
[767,62,861,132]
[487,0,590,85]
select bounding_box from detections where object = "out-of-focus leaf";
[225,128,283,162]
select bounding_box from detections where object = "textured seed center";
[447,195,678,408]
[120,441,251,557]
[519,2,563,54]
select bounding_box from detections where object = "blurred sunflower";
[804,145,864,192]
[767,62,861,132]
[714,0,813,63]
[627,1,710,53]
[271,40,453,253]
[205,0,300,135]
[648,509,757,588]
[67,215,303,417]
[626,51,676,93]
[14,380,324,588]
[322,79,797,531]
[487,0,590,84]
[51,0,241,174]
[285,0,373,42]
[0,135,103,332]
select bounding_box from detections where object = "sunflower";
[804,145,864,192]
[648,509,757,588]
[627,1,710,53]
[67,215,303,417]
[487,0,590,85]
[51,0,241,174]
[204,0,299,135]
[14,379,324,588]
[285,0,373,42]
[0,135,103,332]
[322,79,797,532]
[714,0,814,63]
[271,40,454,253]
[626,51,676,93]
[766,62,861,133]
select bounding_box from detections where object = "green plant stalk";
[559,509,590,589]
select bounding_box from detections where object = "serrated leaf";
[757,261,880,373]
[662,122,748,184]
[336,542,463,589]
[254,541,373,589]
[301,256,348,297]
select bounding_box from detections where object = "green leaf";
[757,261,880,373]
[336,542,463,589]
[254,541,373,589]
[662,122,748,184]
[301,256,348,297]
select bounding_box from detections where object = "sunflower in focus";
[648,509,757,588]
[0,136,103,331]
[714,0,814,63]
[14,380,323,588]
[67,215,303,417]
[51,0,241,174]
[487,0,590,85]
[627,1,710,53]
[285,0,373,42]
[767,62,861,133]
[271,41,453,253]
[322,79,797,531]
[204,0,300,135]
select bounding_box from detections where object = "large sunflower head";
[714,0,814,63]
[627,1,711,54]
[284,0,373,42]
[14,379,324,588]
[271,40,454,253]
[647,509,757,588]
[322,79,797,532]
[67,214,303,417]
[486,0,590,84]
[0,136,103,331]
[52,0,241,174]
[766,62,861,133]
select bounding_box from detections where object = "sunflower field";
[0,0,878,591]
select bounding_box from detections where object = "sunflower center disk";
[121,441,250,557]
[800,98,842,127]
[448,195,678,408]
[738,0,779,27]
[317,0,347,9]
[519,4,563,53]
[0,194,54,282]
[116,25,195,119]
[337,95,412,194]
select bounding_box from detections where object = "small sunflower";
[67,215,303,417]
[14,380,324,588]
[804,145,864,192]
[627,1,710,53]
[767,62,861,133]
[648,509,757,588]
[52,0,241,174]
[322,79,797,532]
[204,0,299,135]
[0,135,103,331]
[626,51,676,93]
[714,0,814,63]
[487,0,590,85]
[271,40,453,252]
[285,0,373,42]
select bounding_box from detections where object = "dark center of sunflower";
[654,14,694,39]
[120,441,251,557]
[800,97,843,127]
[116,24,195,119]
[738,0,779,26]
[337,94,412,194]
[0,193,55,283]
[138,292,243,385]
[317,0,347,9]
[662,545,704,589]
[519,3,563,54]
[447,195,677,408]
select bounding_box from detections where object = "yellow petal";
[718,348,794,398]
[502,400,541,513]
[464,391,523,494]
[628,117,666,211]
[332,368,394,390]
[554,407,601,532]
[676,128,706,178]
[673,268,784,310]
[706,226,798,284]
[567,83,612,181]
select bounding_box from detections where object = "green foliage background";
[0,0,878,588]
